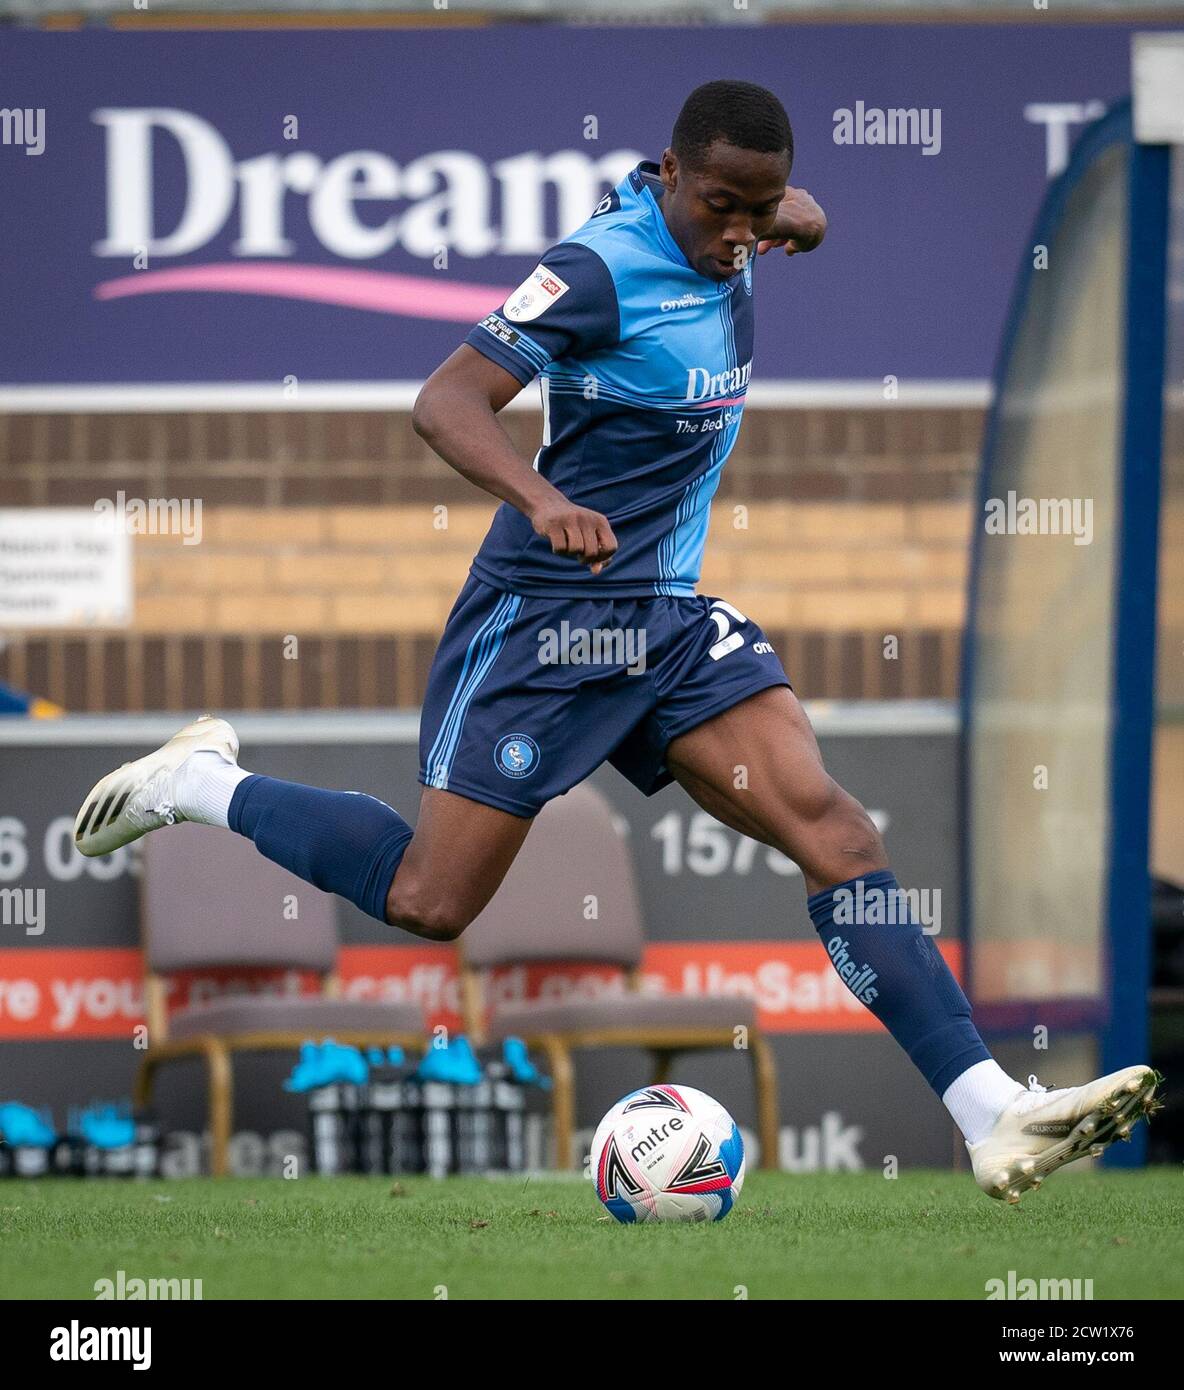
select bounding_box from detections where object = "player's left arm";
[756,185,827,258]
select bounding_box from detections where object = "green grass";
[1,1169,1182,1300]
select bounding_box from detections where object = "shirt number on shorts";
[707,599,748,661]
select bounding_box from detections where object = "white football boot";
[967,1066,1162,1204]
[74,715,240,857]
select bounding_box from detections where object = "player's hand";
[757,185,827,257]
[528,498,618,575]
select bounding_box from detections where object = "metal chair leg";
[205,1040,233,1178]
[649,1047,676,1085]
[750,1031,779,1171]
[134,1038,235,1178]
[540,1038,577,1170]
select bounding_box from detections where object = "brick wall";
[0,406,981,710]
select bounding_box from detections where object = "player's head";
[660,80,793,282]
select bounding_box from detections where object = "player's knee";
[791,769,844,826]
[385,876,472,942]
[392,899,471,943]
[842,797,888,867]
[783,776,887,879]
[823,788,887,874]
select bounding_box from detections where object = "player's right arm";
[414,240,623,575]
[412,345,617,575]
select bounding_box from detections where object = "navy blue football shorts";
[418,572,792,817]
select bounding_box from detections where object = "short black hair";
[672,80,793,170]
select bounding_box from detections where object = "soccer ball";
[591,1083,745,1223]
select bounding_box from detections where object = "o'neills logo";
[825,936,880,1006]
[89,108,641,320]
[684,360,752,402]
[661,291,706,312]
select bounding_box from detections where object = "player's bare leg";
[384,787,533,941]
[73,714,532,944]
[664,686,1159,1199]
[664,685,887,894]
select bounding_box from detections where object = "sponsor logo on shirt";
[504,265,571,323]
[684,359,752,402]
[660,292,706,312]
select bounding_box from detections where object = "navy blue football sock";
[228,775,413,925]
[807,867,990,1096]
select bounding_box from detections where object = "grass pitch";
[1,1168,1182,1300]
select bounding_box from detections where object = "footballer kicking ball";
[591,1084,745,1223]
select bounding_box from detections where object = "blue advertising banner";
[0,24,1161,389]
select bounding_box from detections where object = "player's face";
[658,142,790,282]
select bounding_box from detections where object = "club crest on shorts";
[494,733,540,779]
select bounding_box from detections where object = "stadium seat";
[135,822,427,1177]
[457,784,779,1170]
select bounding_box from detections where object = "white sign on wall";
[1133,34,1184,145]
[0,509,132,628]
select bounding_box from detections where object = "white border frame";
[0,381,993,413]
[0,700,957,745]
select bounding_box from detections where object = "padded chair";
[457,784,779,1170]
[135,822,425,1176]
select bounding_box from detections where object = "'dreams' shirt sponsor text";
[465,161,755,597]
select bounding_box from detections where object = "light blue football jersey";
[464,160,755,597]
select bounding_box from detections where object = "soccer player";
[75,80,1157,1200]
